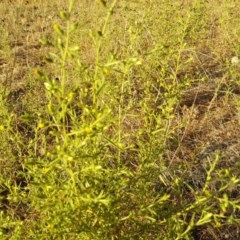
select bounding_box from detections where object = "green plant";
[1,0,240,239]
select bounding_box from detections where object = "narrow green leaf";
[53,23,64,36]
[59,11,70,21]
[196,213,213,226]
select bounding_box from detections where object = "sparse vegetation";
[1,0,240,239]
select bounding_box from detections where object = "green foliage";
[1,0,240,239]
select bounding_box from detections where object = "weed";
[1,0,240,239]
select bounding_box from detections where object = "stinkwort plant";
[1,0,240,239]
